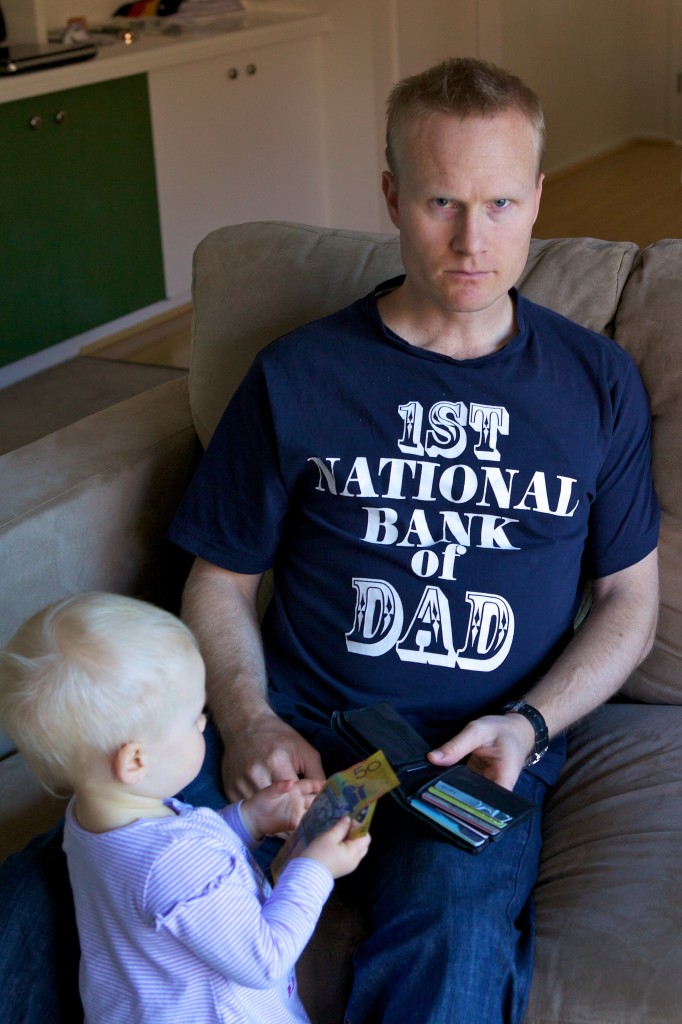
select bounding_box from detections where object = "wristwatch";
[502,699,549,766]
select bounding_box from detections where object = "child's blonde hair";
[0,593,201,793]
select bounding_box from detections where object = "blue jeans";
[0,824,82,1024]
[341,772,546,1024]
[187,718,548,1024]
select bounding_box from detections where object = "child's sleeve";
[145,836,333,988]
[219,801,258,850]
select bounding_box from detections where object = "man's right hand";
[221,711,325,801]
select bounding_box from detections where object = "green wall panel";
[0,74,166,367]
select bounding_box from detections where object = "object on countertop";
[0,40,97,75]
[113,0,243,15]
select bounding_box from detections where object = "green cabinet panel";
[0,74,165,367]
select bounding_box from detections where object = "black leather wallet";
[331,702,538,854]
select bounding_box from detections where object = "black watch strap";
[502,699,549,766]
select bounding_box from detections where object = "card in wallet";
[330,702,538,854]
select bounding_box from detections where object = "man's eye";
[492,199,511,209]
[433,197,455,208]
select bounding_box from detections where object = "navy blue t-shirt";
[169,284,659,784]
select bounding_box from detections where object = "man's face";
[383,110,544,324]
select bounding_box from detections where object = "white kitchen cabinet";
[148,35,329,297]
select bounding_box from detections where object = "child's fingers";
[262,778,296,797]
[325,815,353,839]
[296,778,325,795]
[345,833,371,853]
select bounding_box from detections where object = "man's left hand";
[427,713,536,791]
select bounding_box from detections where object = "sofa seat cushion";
[526,702,682,1023]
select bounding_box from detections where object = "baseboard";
[0,293,192,389]
[82,302,193,369]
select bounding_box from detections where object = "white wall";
[391,0,478,77]
[628,0,677,140]
[44,0,115,31]
[495,0,674,172]
[4,0,116,38]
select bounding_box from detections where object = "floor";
[1,139,679,452]
[534,140,682,248]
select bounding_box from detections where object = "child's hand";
[300,816,371,879]
[241,778,324,841]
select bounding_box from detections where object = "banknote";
[271,750,399,881]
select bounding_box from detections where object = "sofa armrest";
[0,752,68,863]
[0,376,200,752]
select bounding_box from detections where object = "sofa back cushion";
[191,223,402,447]
[613,240,682,704]
[190,222,639,445]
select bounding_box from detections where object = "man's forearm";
[181,558,272,739]
[181,558,326,797]
[428,549,660,788]
[523,548,659,739]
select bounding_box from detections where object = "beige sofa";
[1,222,681,1023]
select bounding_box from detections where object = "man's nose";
[451,209,485,254]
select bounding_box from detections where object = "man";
[169,58,659,1023]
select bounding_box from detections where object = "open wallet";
[330,702,538,854]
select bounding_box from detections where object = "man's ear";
[382,170,400,229]
[114,741,146,786]
[532,172,545,225]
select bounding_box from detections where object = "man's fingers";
[427,720,482,765]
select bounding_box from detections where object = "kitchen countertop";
[0,5,331,103]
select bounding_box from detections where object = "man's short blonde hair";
[0,593,200,793]
[386,56,546,180]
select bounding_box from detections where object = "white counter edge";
[0,11,332,103]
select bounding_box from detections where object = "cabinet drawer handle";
[227,67,238,79]
[246,63,257,75]
[29,115,43,130]
[55,110,69,126]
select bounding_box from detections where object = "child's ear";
[114,741,146,785]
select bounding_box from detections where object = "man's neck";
[377,283,518,361]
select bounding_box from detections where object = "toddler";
[0,593,369,1023]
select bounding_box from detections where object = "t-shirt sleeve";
[167,357,288,573]
[586,357,660,579]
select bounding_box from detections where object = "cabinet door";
[0,93,65,362]
[0,75,165,367]
[149,36,328,297]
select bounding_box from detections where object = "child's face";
[139,648,208,799]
